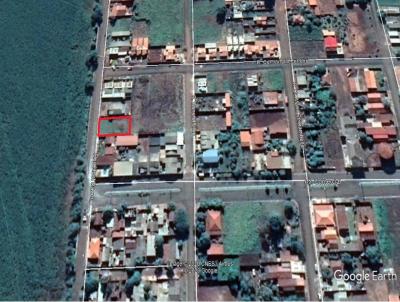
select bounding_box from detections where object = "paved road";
[73,0,110,299]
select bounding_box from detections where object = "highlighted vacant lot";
[97,116,132,137]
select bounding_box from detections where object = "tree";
[86,50,98,71]
[257,284,275,301]
[85,273,98,299]
[91,4,103,26]
[175,209,189,240]
[216,7,227,24]
[305,20,313,33]
[102,206,114,224]
[341,253,356,272]
[313,63,327,76]
[125,271,141,296]
[197,232,211,253]
[155,235,164,258]
[68,223,80,239]
[284,202,294,220]
[365,245,381,267]
[287,141,297,156]
[321,267,333,281]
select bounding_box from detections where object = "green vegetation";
[0,0,93,300]
[218,258,240,281]
[377,0,400,6]
[99,119,129,134]
[134,0,184,46]
[224,203,263,254]
[194,0,225,44]
[373,200,393,260]
[261,70,285,91]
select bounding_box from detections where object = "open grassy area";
[0,0,92,300]
[378,0,400,6]
[261,69,285,91]
[194,0,225,44]
[100,119,130,135]
[134,0,184,46]
[373,200,394,261]
[223,203,263,254]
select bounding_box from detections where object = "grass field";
[378,0,400,6]
[194,0,225,44]
[0,0,92,300]
[134,0,184,46]
[261,70,285,91]
[223,203,263,254]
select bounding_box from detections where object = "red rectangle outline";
[97,115,132,137]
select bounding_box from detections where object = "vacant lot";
[131,74,183,133]
[133,0,184,46]
[196,114,226,131]
[223,202,285,255]
[194,0,225,44]
[345,7,385,58]
[0,0,92,300]
[223,203,263,254]
[291,41,326,59]
[261,69,285,91]
[373,199,400,288]
[99,118,130,135]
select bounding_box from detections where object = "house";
[206,210,223,236]
[314,204,335,228]
[240,130,252,148]
[324,36,338,53]
[88,238,101,262]
[115,135,138,147]
[207,243,224,256]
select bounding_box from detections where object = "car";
[82,209,88,223]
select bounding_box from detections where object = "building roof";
[240,130,251,148]
[88,238,101,261]
[115,135,138,147]
[206,210,222,236]
[207,243,224,256]
[314,204,335,227]
[202,149,219,164]
[225,93,231,108]
[251,128,265,149]
[113,161,133,176]
[364,69,377,90]
[324,36,337,49]
[226,111,232,128]
[378,142,394,159]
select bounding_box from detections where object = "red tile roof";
[206,210,222,236]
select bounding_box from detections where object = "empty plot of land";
[196,114,226,131]
[250,111,288,129]
[131,74,183,133]
[291,41,326,59]
[345,7,386,57]
[133,0,184,46]
[194,0,225,44]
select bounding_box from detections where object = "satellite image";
[2,0,400,301]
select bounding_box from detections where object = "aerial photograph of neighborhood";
[2,0,400,301]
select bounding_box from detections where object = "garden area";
[133,0,184,46]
